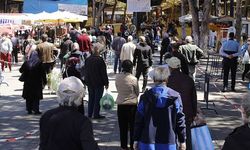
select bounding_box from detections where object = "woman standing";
[241,36,250,81]
[20,50,47,114]
[115,60,139,150]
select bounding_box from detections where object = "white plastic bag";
[242,50,250,64]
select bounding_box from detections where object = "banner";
[23,0,88,16]
[127,0,151,12]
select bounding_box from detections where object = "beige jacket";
[37,42,56,63]
[115,73,139,105]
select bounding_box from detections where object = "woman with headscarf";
[39,77,99,150]
[115,60,139,150]
[20,50,47,114]
[134,66,186,150]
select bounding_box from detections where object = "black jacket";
[39,106,99,150]
[167,69,197,122]
[133,43,153,67]
[222,124,250,150]
[84,55,109,88]
[20,62,46,100]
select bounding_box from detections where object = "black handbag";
[19,72,26,82]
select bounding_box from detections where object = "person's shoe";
[93,115,105,119]
[34,111,42,115]
[231,87,236,92]
[242,75,245,81]
[222,87,227,92]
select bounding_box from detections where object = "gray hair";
[73,42,79,50]
[150,66,170,82]
[241,93,250,123]
[185,36,193,43]
[57,76,85,107]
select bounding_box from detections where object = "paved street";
[0,53,249,150]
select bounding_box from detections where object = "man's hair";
[41,34,48,42]
[122,60,133,73]
[229,32,235,39]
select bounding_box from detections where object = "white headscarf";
[57,76,85,107]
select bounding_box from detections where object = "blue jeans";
[88,86,104,117]
[114,54,121,73]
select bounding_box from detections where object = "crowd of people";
[1,20,250,150]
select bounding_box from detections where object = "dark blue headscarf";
[27,50,40,69]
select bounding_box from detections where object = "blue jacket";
[134,84,186,150]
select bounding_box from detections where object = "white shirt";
[120,41,136,62]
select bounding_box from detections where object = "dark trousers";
[117,105,137,149]
[242,64,250,80]
[88,86,104,117]
[186,120,192,150]
[114,54,121,73]
[223,58,237,88]
[135,66,149,89]
[12,47,19,63]
[26,98,40,113]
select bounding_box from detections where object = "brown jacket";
[115,73,139,105]
[37,42,56,63]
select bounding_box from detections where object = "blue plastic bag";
[191,124,214,150]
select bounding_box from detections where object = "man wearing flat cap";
[167,57,197,150]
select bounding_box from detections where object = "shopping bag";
[100,90,114,110]
[50,69,62,92]
[242,50,250,64]
[191,124,214,150]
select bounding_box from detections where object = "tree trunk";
[187,0,200,45]
[200,0,211,54]
[123,4,127,23]
[235,0,242,42]
[110,0,117,24]
[245,0,250,19]
[92,0,96,27]
[96,0,107,27]
[181,0,186,39]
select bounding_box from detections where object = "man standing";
[77,28,92,59]
[120,35,136,62]
[84,44,109,119]
[133,36,153,92]
[179,36,204,81]
[220,32,241,92]
[112,32,126,74]
[11,34,19,64]
[167,57,197,150]
[59,34,73,68]
[0,34,13,71]
[36,34,57,75]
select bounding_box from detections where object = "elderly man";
[134,66,186,150]
[120,35,136,62]
[133,36,153,92]
[167,57,197,150]
[85,43,109,119]
[37,34,57,75]
[39,76,99,150]
[179,36,204,81]
[220,32,241,92]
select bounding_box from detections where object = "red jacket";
[77,34,92,52]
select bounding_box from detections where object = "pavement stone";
[0,53,249,150]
